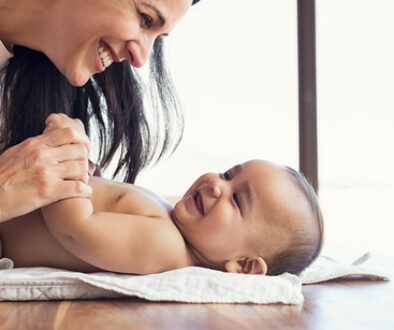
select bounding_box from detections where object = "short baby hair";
[265,166,324,276]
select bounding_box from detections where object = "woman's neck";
[0,0,53,52]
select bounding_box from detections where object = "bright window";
[137,0,298,197]
[317,0,394,256]
[137,0,394,258]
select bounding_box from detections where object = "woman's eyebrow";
[142,2,166,26]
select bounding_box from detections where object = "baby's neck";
[168,209,224,271]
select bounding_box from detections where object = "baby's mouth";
[194,191,205,215]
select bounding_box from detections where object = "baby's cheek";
[210,207,234,228]
[172,202,185,223]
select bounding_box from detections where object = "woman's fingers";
[0,134,89,176]
[23,144,89,183]
[52,143,88,163]
[53,180,92,201]
[0,114,93,222]
[44,113,90,151]
[56,160,89,183]
[30,161,91,206]
[43,127,91,151]
[0,113,93,222]
[45,113,85,134]
[0,160,92,222]
[12,127,90,157]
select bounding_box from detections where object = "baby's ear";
[225,256,267,275]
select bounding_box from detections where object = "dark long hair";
[0,1,201,183]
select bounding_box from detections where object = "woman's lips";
[96,40,120,72]
[99,40,120,62]
[96,49,105,72]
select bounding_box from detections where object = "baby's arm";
[41,198,185,274]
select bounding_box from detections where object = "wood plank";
[0,301,60,330]
[1,257,392,330]
[0,278,392,330]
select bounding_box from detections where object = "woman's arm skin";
[41,197,185,274]
[0,114,91,222]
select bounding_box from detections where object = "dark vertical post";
[298,0,318,192]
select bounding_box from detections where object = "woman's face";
[44,0,192,86]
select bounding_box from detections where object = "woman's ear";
[225,256,267,275]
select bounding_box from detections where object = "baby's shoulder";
[89,176,172,217]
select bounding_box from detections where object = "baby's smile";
[193,190,205,215]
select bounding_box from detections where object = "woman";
[0,0,200,223]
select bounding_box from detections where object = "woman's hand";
[0,114,92,223]
[45,114,102,177]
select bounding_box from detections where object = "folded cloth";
[301,252,389,284]
[0,253,388,303]
[0,264,303,304]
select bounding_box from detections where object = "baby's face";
[172,160,311,269]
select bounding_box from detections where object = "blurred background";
[133,0,394,258]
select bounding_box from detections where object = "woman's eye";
[140,13,153,28]
[223,171,231,181]
[233,193,241,209]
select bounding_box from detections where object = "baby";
[0,158,323,276]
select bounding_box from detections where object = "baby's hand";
[88,160,102,177]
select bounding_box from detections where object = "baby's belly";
[0,210,100,272]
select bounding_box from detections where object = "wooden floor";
[1,258,393,330]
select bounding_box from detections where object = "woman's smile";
[97,40,119,72]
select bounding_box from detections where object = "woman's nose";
[127,36,154,68]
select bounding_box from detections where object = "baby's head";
[172,159,323,275]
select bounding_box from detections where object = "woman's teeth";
[98,44,113,68]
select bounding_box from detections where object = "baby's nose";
[208,179,221,198]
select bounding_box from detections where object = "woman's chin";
[64,67,91,87]
[68,74,90,87]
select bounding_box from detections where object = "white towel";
[0,264,302,304]
[300,252,388,284]
[0,253,388,304]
